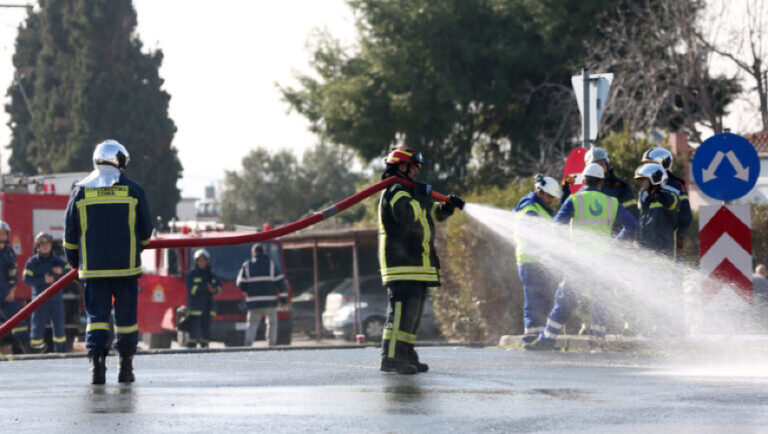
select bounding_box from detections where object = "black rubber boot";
[117,351,135,383]
[89,349,107,385]
[409,348,428,373]
[380,358,418,375]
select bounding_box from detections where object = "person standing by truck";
[0,221,31,354]
[64,140,153,384]
[237,243,287,347]
[24,232,71,353]
[185,249,221,348]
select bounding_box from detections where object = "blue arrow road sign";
[692,133,760,201]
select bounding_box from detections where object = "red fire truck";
[137,223,293,348]
[0,173,86,349]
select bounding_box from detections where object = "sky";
[0,0,358,198]
[0,0,762,200]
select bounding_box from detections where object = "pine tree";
[5,0,181,221]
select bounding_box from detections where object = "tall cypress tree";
[5,0,181,221]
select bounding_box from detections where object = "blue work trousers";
[30,294,67,352]
[84,278,139,354]
[518,263,556,343]
[0,299,29,345]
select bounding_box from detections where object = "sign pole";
[582,68,590,149]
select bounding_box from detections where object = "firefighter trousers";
[381,282,426,363]
[84,278,138,354]
[0,299,29,345]
[188,312,213,347]
[518,263,557,343]
[543,278,607,341]
[30,295,67,352]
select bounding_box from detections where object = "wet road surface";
[3,346,768,433]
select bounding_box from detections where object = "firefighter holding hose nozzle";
[378,146,464,374]
[64,140,153,385]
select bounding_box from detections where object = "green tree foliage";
[281,0,614,190]
[6,0,180,220]
[220,144,363,226]
[753,204,768,269]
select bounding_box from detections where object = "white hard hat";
[534,174,560,198]
[642,146,673,171]
[583,163,605,179]
[0,221,9,233]
[584,147,610,165]
[93,139,130,170]
[634,163,668,185]
[193,249,210,261]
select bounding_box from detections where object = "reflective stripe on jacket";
[23,253,71,297]
[513,192,554,264]
[637,188,679,257]
[236,253,286,309]
[63,176,153,280]
[378,181,452,286]
[185,266,221,315]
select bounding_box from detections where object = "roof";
[743,131,768,155]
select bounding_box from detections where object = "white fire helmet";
[634,163,668,185]
[582,163,605,180]
[93,139,130,171]
[194,249,210,261]
[641,146,673,171]
[534,174,560,198]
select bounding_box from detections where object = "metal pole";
[313,240,321,342]
[352,233,361,339]
[582,68,590,149]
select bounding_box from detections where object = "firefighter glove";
[449,194,465,210]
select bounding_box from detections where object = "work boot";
[380,358,418,375]
[410,348,429,373]
[117,351,135,383]
[523,337,556,351]
[89,349,107,385]
[31,342,48,354]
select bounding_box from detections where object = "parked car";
[322,276,441,341]
[291,278,345,338]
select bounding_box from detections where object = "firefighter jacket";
[378,179,453,286]
[185,266,221,315]
[562,171,638,219]
[637,187,679,257]
[665,171,692,249]
[555,187,638,244]
[63,175,153,280]
[513,191,555,264]
[23,253,70,298]
[0,245,17,300]
[236,253,287,309]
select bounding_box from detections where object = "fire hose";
[0,177,454,338]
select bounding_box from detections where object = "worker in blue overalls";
[0,221,30,354]
[24,232,71,352]
[185,249,221,348]
[64,140,153,384]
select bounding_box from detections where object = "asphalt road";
[3,345,768,433]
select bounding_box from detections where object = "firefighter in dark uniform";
[378,146,464,374]
[634,163,679,257]
[185,249,221,348]
[24,232,71,352]
[0,221,31,354]
[64,140,153,384]
[236,243,287,347]
[641,146,692,261]
[562,147,639,219]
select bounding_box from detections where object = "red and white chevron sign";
[699,205,752,305]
